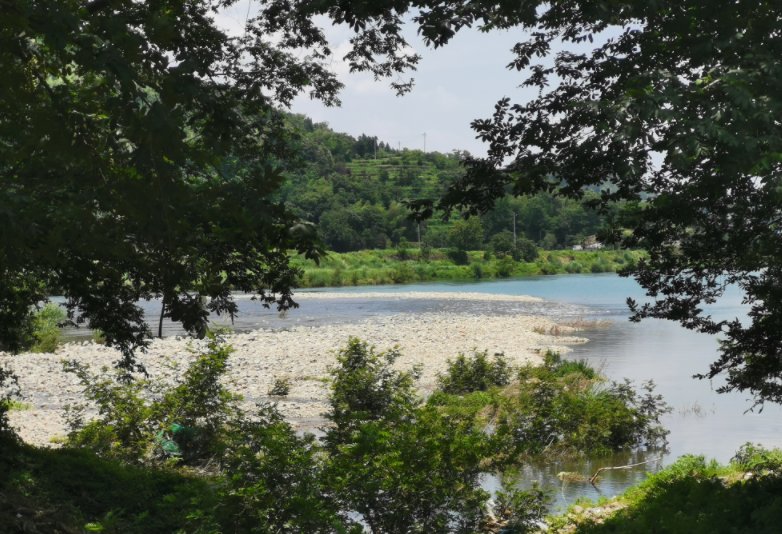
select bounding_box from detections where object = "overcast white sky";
[290,27,537,156]
[217,2,545,156]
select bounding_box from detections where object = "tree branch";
[589,457,662,486]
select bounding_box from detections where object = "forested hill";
[279,114,623,253]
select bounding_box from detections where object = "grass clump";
[502,352,670,456]
[7,400,31,411]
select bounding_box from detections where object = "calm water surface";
[63,273,782,508]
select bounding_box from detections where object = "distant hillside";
[279,114,634,253]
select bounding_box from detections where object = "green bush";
[324,338,545,532]
[517,237,539,262]
[496,257,516,277]
[267,377,291,397]
[589,259,613,273]
[504,354,671,456]
[438,351,512,394]
[218,404,346,532]
[324,338,419,447]
[28,303,67,353]
[732,442,782,473]
[542,351,597,379]
[420,242,432,261]
[390,262,414,283]
[489,231,515,257]
[448,248,470,265]
[64,335,241,464]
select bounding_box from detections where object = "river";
[298,274,782,507]
[62,273,782,508]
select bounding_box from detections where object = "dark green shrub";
[267,377,291,397]
[324,338,418,448]
[517,237,539,262]
[64,335,241,464]
[496,257,516,277]
[505,353,670,456]
[490,231,516,257]
[324,338,545,533]
[438,351,512,394]
[448,248,470,265]
[219,403,349,532]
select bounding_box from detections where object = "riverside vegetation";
[546,444,782,533]
[294,248,644,288]
[1,337,671,532]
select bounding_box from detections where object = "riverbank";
[546,445,782,533]
[3,293,587,446]
[292,248,645,288]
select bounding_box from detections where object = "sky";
[216,3,546,156]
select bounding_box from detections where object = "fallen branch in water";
[590,457,662,486]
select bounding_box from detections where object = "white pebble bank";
[2,293,586,446]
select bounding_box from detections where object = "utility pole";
[417,222,421,244]
[422,132,426,152]
[374,138,377,159]
[512,212,517,246]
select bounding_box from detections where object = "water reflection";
[514,449,667,511]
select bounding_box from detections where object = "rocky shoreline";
[2,293,588,446]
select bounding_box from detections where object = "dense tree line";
[279,114,623,254]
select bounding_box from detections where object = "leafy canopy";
[0,0,355,367]
[291,0,782,405]
[5,0,781,402]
